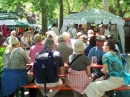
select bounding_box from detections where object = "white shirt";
[104,29,110,36]
[68,27,77,39]
[51,27,59,36]
[21,36,30,47]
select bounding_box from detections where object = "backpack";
[33,50,58,84]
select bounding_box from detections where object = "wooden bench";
[18,83,130,97]
[17,83,72,97]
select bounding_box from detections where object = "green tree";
[109,0,130,17]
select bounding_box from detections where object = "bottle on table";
[92,56,97,65]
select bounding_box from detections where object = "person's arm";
[58,53,65,75]
[88,48,94,61]
[101,64,108,74]
[86,66,91,77]
[101,54,108,74]
[59,66,65,75]
[19,48,32,64]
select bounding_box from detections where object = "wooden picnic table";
[27,62,103,68]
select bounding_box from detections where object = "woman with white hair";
[2,36,36,97]
[63,32,72,46]
[65,39,92,97]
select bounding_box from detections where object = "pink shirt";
[29,42,44,62]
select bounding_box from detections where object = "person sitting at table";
[88,35,106,79]
[1,36,36,97]
[21,32,30,50]
[85,36,96,56]
[63,32,72,47]
[79,34,88,46]
[56,34,73,62]
[3,30,17,47]
[44,31,58,45]
[66,39,92,97]
[33,38,65,97]
[84,40,124,97]
[29,34,44,62]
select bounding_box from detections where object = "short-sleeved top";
[56,42,73,62]
[68,54,90,71]
[29,42,44,62]
[4,36,10,45]
[37,48,64,68]
[2,47,30,69]
[88,46,105,61]
[102,52,124,77]
[34,48,64,82]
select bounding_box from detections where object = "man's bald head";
[11,30,16,36]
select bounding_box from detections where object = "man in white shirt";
[21,32,30,50]
[67,24,77,39]
[51,23,59,36]
[3,30,17,47]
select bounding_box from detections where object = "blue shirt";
[102,52,123,77]
[84,45,95,56]
[88,46,105,61]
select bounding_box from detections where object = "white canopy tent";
[0,20,16,25]
[64,8,125,53]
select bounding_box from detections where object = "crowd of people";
[1,23,129,97]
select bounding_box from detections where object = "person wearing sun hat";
[66,39,92,97]
[2,36,36,97]
[56,34,73,62]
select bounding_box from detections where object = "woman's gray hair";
[44,38,55,49]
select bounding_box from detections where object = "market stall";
[64,8,125,53]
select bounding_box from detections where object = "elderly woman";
[63,32,72,47]
[84,40,124,97]
[44,31,58,45]
[2,36,36,97]
[29,34,44,62]
[66,39,92,97]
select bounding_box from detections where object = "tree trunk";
[59,0,63,33]
[42,8,48,35]
[82,2,87,11]
[103,0,109,12]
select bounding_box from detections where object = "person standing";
[51,23,59,36]
[68,24,77,39]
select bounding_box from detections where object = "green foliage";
[42,35,45,40]
[0,47,5,75]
